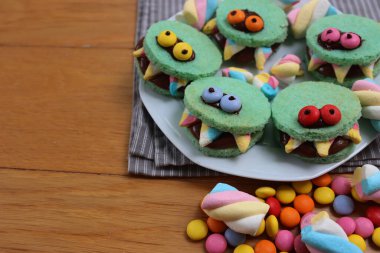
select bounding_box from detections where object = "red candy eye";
[320,104,341,126]
[320,28,341,43]
[298,106,320,127]
[340,32,361,49]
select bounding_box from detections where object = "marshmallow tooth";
[314,140,334,158]
[224,39,246,61]
[255,47,273,70]
[169,77,187,96]
[332,64,351,84]
[143,62,161,80]
[234,134,252,153]
[179,108,199,127]
[308,53,326,71]
[285,138,303,153]
[199,123,222,147]
[222,67,254,84]
[360,62,375,79]
[133,47,144,58]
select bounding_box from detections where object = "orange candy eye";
[227,10,245,25]
[245,15,264,32]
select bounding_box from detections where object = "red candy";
[266,197,281,217]
[298,106,320,127]
[366,206,380,227]
[320,104,341,126]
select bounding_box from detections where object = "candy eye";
[340,32,361,49]
[201,86,223,104]
[220,95,242,113]
[227,10,246,25]
[157,30,177,48]
[320,28,341,43]
[245,15,264,32]
[298,106,320,127]
[173,42,193,61]
[320,105,341,126]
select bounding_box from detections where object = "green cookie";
[144,20,222,80]
[181,77,271,157]
[306,14,380,86]
[272,82,362,163]
[216,0,288,47]
[134,20,222,98]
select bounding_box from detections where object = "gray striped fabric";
[128,0,380,177]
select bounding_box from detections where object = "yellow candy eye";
[157,30,177,47]
[173,42,193,61]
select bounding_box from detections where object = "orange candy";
[227,9,245,25]
[255,239,276,253]
[294,194,315,214]
[207,217,227,233]
[312,174,332,187]
[245,15,264,32]
[280,207,301,228]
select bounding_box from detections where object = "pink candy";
[355,217,374,239]
[205,234,227,253]
[337,217,356,235]
[320,28,340,43]
[275,230,294,252]
[331,176,351,195]
[340,32,361,49]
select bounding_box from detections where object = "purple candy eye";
[320,28,340,43]
[340,32,361,49]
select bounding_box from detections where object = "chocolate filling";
[231,10,263,33]
[212,33,279,64]
[280,132,352,158]
[306,47,371,79]
[188,120,246,149]
[134,37,186,92]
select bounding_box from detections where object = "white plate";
[138,13,379,181]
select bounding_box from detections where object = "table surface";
[0,1,377,252]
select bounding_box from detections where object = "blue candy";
[220,94,241,113]
[333,195,355,215]
[201,86,223,103]
[224,228,246,247]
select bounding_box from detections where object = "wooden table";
[0,1,377,252]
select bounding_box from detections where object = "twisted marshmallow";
[288,0,339,39]
[183,0,221,31]
[352,164,380,204]
[352,78,380,132]
[201,183,269,236]
[301,211,362,253]
[270,54,304,84]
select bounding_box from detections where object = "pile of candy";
[186,165,380,253]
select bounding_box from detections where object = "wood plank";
[0,47,133,174]
[0,169,378,253]
[0,0,137,48]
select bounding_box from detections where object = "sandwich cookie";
[272,82,362,163]
[133,20,222,97]
[212,0,288,70]
[306,14,380,87]
[180,76,271,157]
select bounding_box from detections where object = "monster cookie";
[212,0,288,70]
[272,82,362,163]
[306,14,380,87]
[179,77,271,157]
[133,20,222,97]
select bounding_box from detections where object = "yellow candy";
[351,187,367,203]
[157,30,177,47]
[292,180,313,194]
[256,197,265,203]
[276,185,296,204]
[348,234,366,251]
[186,219,208,241]
[313,187,335,205]
[234,244,255,253]
[373,227,380,247]
[173,42,193,61]
[255,219,266,237]
[266,215,279,238]
[255,187,276,198]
